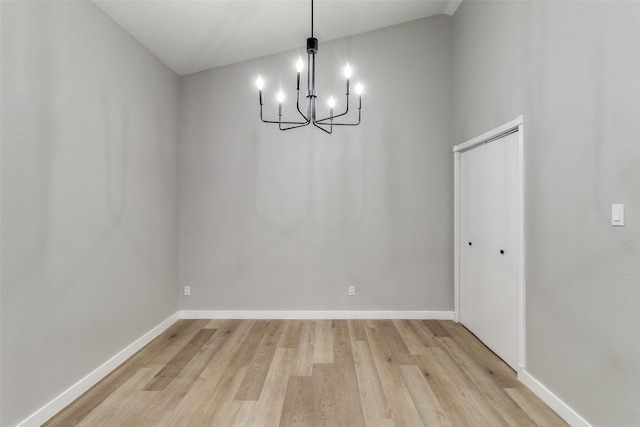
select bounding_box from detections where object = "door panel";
[483,132,519,369]
[459,131,520,371]
[459,144,486,339]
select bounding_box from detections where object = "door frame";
[453,115,525,372]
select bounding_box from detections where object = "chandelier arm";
[279,105,311,129]
[316,108,361,126]
[260,103,309,125]
[316,97,350,123]
[316,108,349,122]
[312,119,333,134]
[316,91,355,122]
[260,115,309,126]
[295,89,310,122]
[296,104,309,122]
[260,115,309,125]
[261,118,310,125]
[316,94,362,124]
[279,121,311,131]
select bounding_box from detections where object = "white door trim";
[453,115,525,372]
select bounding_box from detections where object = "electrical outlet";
[184,286,191,296]
[348,286,355,296]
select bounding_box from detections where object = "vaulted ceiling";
[93,0,463,76]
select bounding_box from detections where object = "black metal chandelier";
[256,0,363,134]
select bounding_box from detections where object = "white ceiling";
[93,0,463,76]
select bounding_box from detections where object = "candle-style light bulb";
[343,63,352,79]
[296,56,303,90]
[277,91,284,118]
[355,82,363,109]
[343,63,352,95]
[328,97,336,108]
[257,76,264,105]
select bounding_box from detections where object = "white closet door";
[483,131,520,369]
[459,131,520,371]
[459,144,486,339]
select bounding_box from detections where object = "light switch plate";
[612,204,624,226]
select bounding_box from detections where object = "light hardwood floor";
[45,319,568,426]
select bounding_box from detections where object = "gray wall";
[5,1,637,425]
[0,2,180,425]
[179,16,453,312]
[452,1,640,425]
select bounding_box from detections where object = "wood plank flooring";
[45,319,568,426]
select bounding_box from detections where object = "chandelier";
[256,0,363,134]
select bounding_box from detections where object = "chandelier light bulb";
[355,82,363,95]
[328,97,336,108]
[343,63,352,79]
[256,76,264,90]
[296,56,304,73]
[277,92,284,103]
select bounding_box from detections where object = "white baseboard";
[179,310,455,320]
[518,370,592,427]
[16,312,179,427]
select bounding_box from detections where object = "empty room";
[1,0,638,426]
